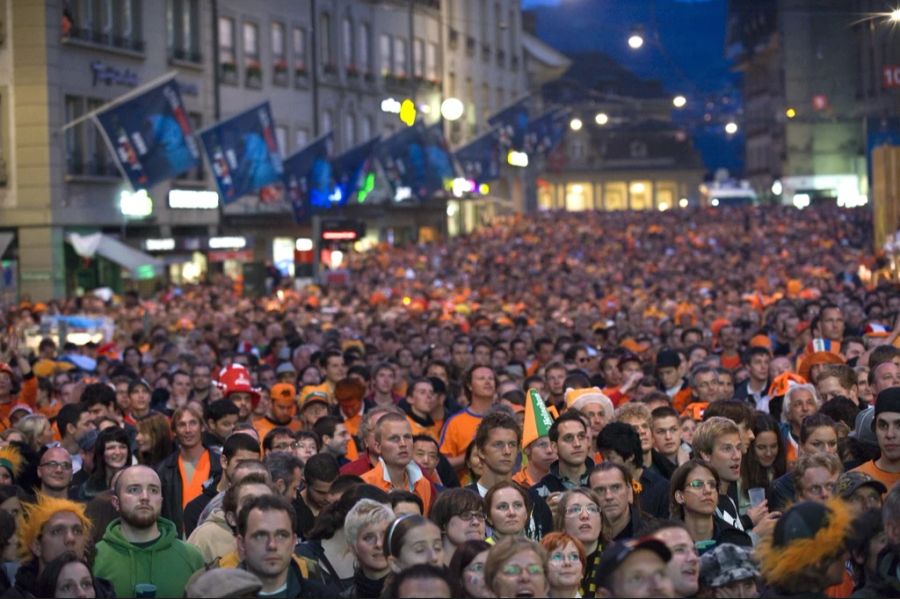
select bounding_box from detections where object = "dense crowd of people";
[0,205,894,597]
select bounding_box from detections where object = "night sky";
[523,0,744,176]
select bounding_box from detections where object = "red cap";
[219,365,261,407]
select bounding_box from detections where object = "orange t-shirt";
[852,460,900,492]
[440,409,483,482]
[825,569,854,598]
[720,352,742,370]
[407,415,440,442]
[253,416,301,443]
[512,468,537,488]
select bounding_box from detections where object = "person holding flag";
[512,389,558,488]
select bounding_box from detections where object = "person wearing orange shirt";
[253,383,301,442]
[402,378,439,441]
[361,413,435,514]
[0,337,38,430]
[335,377,367,440]
[852,388,900,490]
[157,405,222,538]
[440,365,496,481]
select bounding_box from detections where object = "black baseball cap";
[595,537,672,590]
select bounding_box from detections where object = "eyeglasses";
[549,552,582,563]
[500,563,544,577]
[457,510,486,523]
[565,504,600,517]
[685,480,718,492]
[39,461,72,471]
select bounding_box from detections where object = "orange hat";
[299,384,332,410]
[565,387,614,423]
[270,383,296,406]
[711,318,732,337]
[768,372,807,398]
[620,338,649,354]
[749,335,773,350]
[798,351,844,382]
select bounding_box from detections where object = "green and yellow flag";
[523,388,555,448]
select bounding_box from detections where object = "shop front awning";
[66,233,164,276]
[0,232,13,259]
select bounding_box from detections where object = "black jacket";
[466,482,554,541]
[531,458,595,497]
[3,561,115,598]
[648,449,678,480]
[239,556,333,598]
[156,447,222,538]
[182,476,221,537]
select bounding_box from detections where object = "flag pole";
[61,71,179,132]
[90,114,136,191]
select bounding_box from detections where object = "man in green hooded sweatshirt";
[93,465,205,598]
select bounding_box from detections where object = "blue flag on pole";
[329,136,382,207]
[455,130,501,182]
[199,102,283,204]
[282,133,332,224]
[488,97,530,150]
[524,108,568,156]
[377,123,456,201]
[93,78,200,189]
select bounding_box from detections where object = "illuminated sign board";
[168,189,220,209]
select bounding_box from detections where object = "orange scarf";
[178,451,211,509]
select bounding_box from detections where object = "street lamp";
[891,8,900,22]
[440,97,464,121]
[570,118,583,131]
[673,95,687,108]
[628,33,644,49]
[785,107,797,119]
[724,121,738,135]
[594,112,609,125]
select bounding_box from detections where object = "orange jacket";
[361,459,435,515]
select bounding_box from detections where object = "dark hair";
[313,415,341,440]
[319,349,344,368]
[413,434,439,451]
[474,410,521,449]
[264,452,303,488]
[819,396,859,429]
[308,484,389,540]
[384,514,435,558]
[0,509,15,557]
[484,481,532,528]
[84,494,118,556]
[347,364,370,382]
[430,488,483,531]
[407,378,435,399]
[237,493,297,537]
[549,410,587,443]
[669,459,719,520]
[223,473,272,521]
[389,490,424,515]
[89,427,133,490]
[223,432,263,460]
[263,427,297,452]
[448,540,491,598]
[303,453,340,485]
[204,399,240,424]
[743,412,787,491]
[636,518,691,537]
[799,413,838,444]
[596,421,643,468]
[744,345,772,363]
[847,509,884,589]
[329,474,365,499]
[295,430,321,451]
[56,404,86,440]
[382,563,457,598]
[80,383,116,409]
[702,400,754,427]
[0,485,27,508]
[35,552,96,599]
[650,406,679,421]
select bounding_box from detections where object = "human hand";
[746,500,769,525]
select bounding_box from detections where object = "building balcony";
[66,158,119,179]
[245,63,263,89]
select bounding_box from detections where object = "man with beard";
[93,465,204,598]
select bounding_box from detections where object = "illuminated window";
[565,183,593,212]
[629,180,652,210]
[604,182,627,211]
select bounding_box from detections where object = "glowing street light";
[673,95,687,108]
[594,112,609,125]
[628,33,644,49]
[785,107,797,119]
[569,118,583,131]
[891,8,900,22]
[724,121,739,135]
[440,97,464,121]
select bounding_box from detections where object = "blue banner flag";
[329,136,382,207]
[199,102,283,204]
[282,133,332,224]
[93,78,200,189]
[377,123,456,201]
[455,130,501,183]
[488,97,530,150]
[422,122,458,190]
[524,109,568,157]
